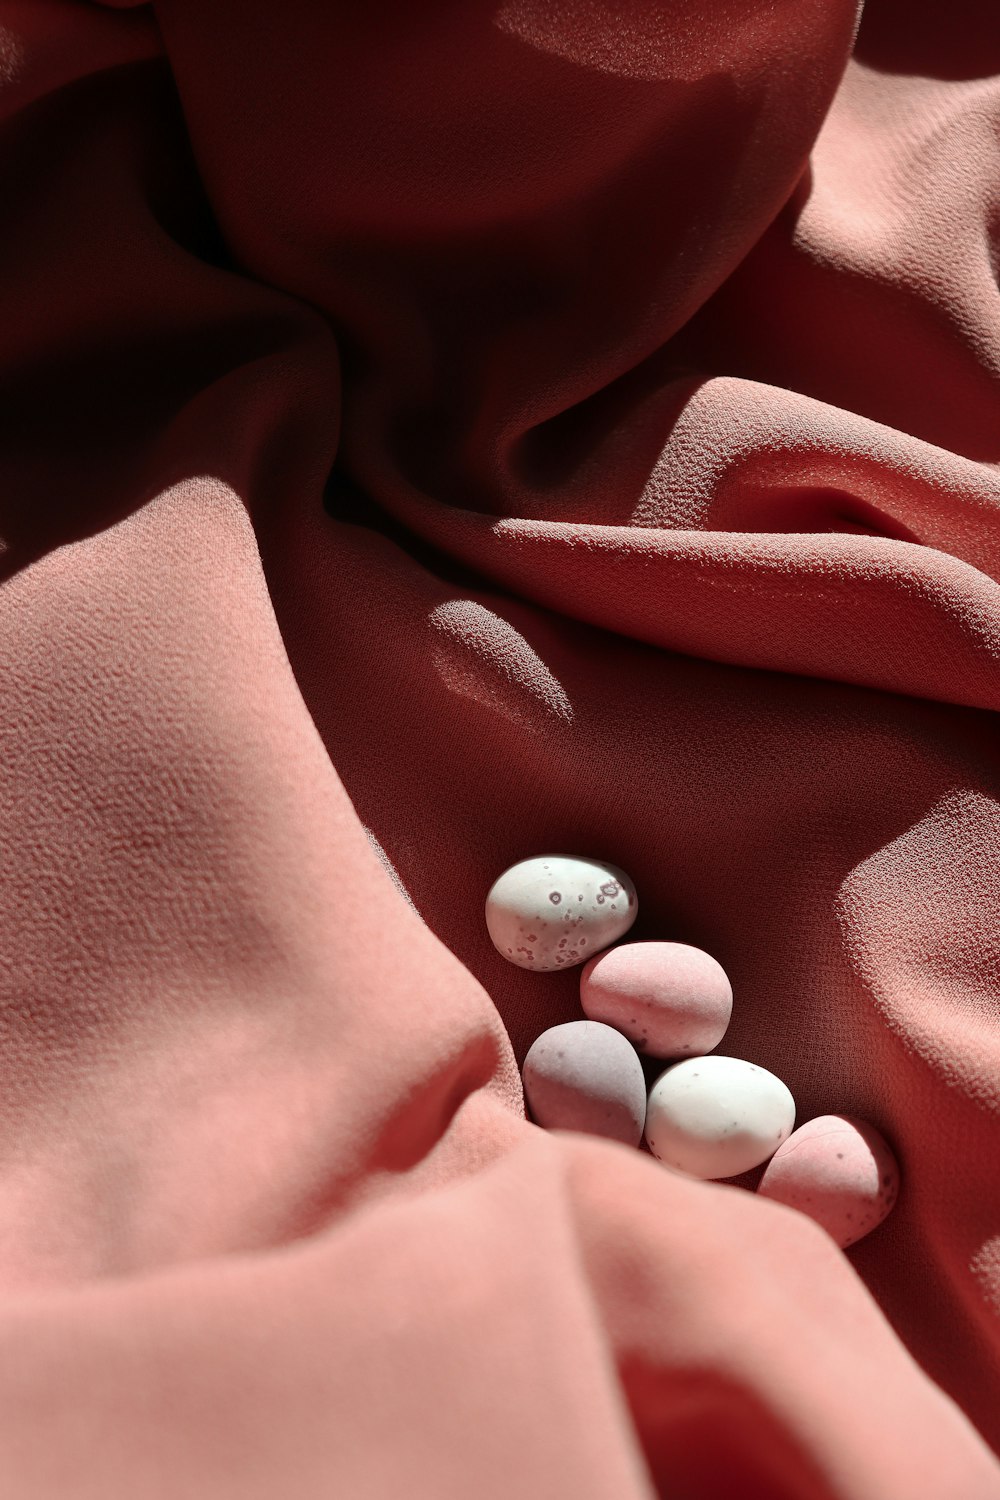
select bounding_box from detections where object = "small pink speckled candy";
[521,1020,646,1147]
[580,940,733,1058]
[756,1114,900,1249]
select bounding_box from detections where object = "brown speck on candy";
[549,891,561,904]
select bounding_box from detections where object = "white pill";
[485,854,637,971]
[645,1055,795,1179]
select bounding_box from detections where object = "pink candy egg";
[522,1020,646,1147]
[580,941,733,1058]
[756,1114,900,1248]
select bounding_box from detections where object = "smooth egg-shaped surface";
[522,1020,646,1147]
[486,854,637,971]
[580,940,732,1057]
[756,1114,900,1248]
[645,1055,795,1179]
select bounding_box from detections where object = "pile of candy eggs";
[486,853,900,1250]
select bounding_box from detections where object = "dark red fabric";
[1,1,999,1494]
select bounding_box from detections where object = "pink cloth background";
[2,0,1000,1493]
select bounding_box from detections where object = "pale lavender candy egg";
[580,940,732,1057]
[756,1114,900,1248]
[522,1020,646,1146]
[486,854,637,971]
[645,1055,795,1179]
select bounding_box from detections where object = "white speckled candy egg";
[522,1020,646,1147]
[485,854,637,971]
[580,941,732,1057]
[645,1055,795,1179]
[756,1114,900,1248]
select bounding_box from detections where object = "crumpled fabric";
[1,1,999,1495]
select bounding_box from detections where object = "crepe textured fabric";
[0,0,999,1494]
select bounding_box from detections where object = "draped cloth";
[2,1,1000,1494]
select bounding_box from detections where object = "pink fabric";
[1,0,999,1493]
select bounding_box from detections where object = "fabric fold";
[1,0,1000,1494]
